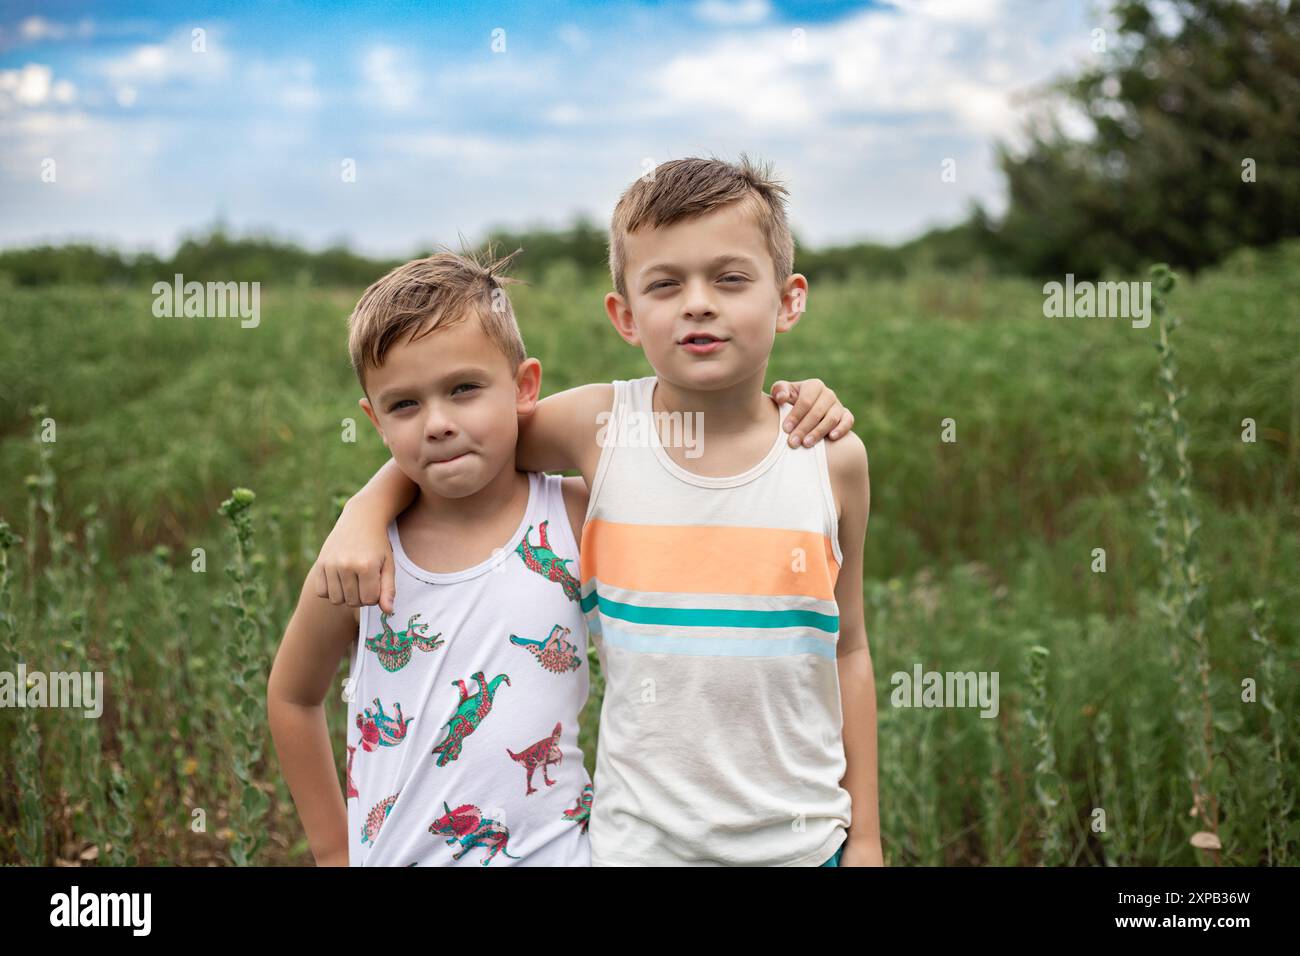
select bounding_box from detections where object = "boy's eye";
[389,385,477,410]
[649,275,748,291]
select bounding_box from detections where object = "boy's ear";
[604,291,640,346]
[514,358,543,415]
[358,396,388,448]
[776,273,808,334]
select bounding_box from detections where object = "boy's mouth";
[680,333,727,354]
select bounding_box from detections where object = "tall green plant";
[1247,598,1295,865]
[1025,644,1067,865]
[1135,264,1222,863]
[0,518,44,863]
[219,488,272,865]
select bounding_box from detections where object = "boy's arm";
[826,430,884,866]
[515,382,613,477]
[515,378,855,472]
[268,576,360,866]
[312,384,612,614]
[312,378,852,615]
[313,458,417,613]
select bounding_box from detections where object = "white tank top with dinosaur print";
[344,470,593,866]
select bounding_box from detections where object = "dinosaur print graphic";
[361,793,398,846]
[509,624,583,674]
[515,520,581,602]
[563,784,594,833]
[429,801,522,865]
[507,721,564,795]
[365,612,444,672]
[356,697,412,751]
[430,672,511,767]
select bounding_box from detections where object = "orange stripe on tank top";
[579,518,840,600]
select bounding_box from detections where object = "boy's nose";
[682,278,717,319]
[682,298,717,320]
[422,406,458,439]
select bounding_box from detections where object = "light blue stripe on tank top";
[597,621,838,660]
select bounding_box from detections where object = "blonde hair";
[347,245,528,393]
[607,153,795,301]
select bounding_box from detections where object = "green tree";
[995,0,1300,276]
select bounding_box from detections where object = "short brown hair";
[347,245,528,394]
[607,153,795,301]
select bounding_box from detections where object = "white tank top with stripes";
[579,375,852,866]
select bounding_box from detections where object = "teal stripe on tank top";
[581,590,839,633]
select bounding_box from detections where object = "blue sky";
[0,0,1099,257]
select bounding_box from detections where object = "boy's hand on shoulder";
[311,501,397,615]
[769,378,855,448]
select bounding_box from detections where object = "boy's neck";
[651,367,778,437]
[401,457,529,530]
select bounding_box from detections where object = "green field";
[1,242,1297,865]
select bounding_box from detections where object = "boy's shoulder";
[575,381,617,409]
[530,383,617,481]
[823,430,869,520]
[530,381,614,437]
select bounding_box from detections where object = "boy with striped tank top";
[314,156,882,867]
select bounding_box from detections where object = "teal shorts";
[819,845,845,867]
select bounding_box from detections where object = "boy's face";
[605,201,807,390]
[358,318,540,500]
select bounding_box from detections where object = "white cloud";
[0,108,164,192]
[13,15,95,44]
[545,103,583,125]
[0,16,158,52]
[93,27,230,109]
[100,37,321,112]
[886,0,1007,25]
[556,24,590,54]
[650,1,1090,144]
[693,0,773,26]
[653,34,816,130]
[248,58,322,111]
[362,46,419,111]
[428,54,561,98]
[0,63,77,109]
[384,131,514,166]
